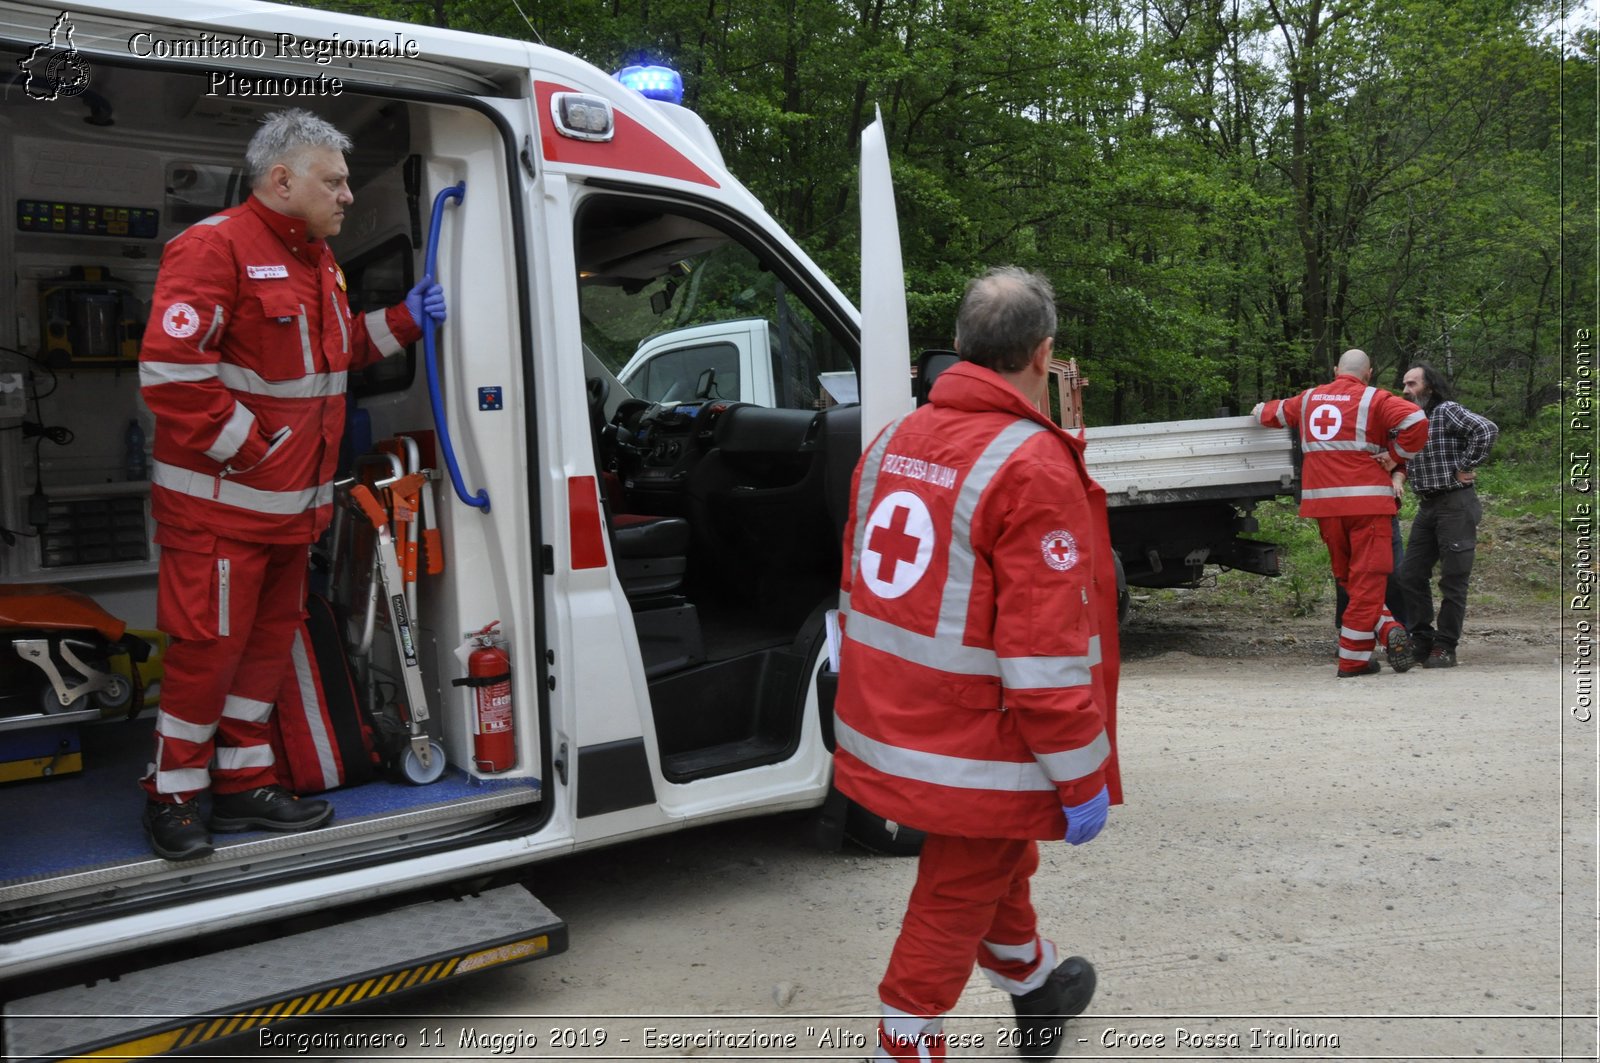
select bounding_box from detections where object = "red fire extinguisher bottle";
[466,621,515,773]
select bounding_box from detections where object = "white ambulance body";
[0,2,888,1055]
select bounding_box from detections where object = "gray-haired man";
[138,109,445,860]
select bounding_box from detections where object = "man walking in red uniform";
[1253,349,1429,678]
[833,267,1120,1061]
[138,109,445,860]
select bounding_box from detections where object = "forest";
[304,0,1595,429]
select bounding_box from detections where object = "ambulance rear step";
[3,884,566,1061]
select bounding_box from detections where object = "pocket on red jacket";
[254,293,312,378]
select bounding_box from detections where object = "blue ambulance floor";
[0,717,536,884]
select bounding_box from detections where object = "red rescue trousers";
[876,835,1057,1062]
[141,533,307,803]
[1318,514,1402,672]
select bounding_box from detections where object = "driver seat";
[610,512,689,598]
[588,375,691,600]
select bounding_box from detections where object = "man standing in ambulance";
[1253,349,1429,678]
[137,109,445,860]
[833,267,1120,1062]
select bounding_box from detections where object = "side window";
[576,197,854,411]
[342,235,416,397]
[633,341,740,404]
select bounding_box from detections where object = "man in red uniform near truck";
[1253,349,1429,678]
[833,267,1121,1062]
[137,109,445,860]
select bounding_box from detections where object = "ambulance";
[0,2,910,1056]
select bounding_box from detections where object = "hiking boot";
[144,799,213,861]
[1011,955,1096,1061]
[1384,627,1416,673]
[211,786,333,833]
[1336,660,1382,679]
[1422,647,1458,669]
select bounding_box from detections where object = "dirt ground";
[285,581,1593,1063]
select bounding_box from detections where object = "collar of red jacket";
[926,359,1086,454]
[246,195,325,266]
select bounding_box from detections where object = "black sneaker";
[1384,627,1416,673]
[1011,955,1096,1061]
[1422,647,1457,669]
[144,799,213,861]
[211,786,333,833]
[1336,659,1382,679]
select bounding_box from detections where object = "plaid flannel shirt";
[1407,400,1499,494]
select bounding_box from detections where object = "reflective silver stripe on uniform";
[215,745,275,770]
[1302,485,1395,500]
[835,717,1055,792]
[846,609,1003,675]
[982,938,1040,964]
[840,418,908,620]
[1303,440,1380,453]
[1272,402,1287,427]
[1300,389,1313,433]
[1392,408,1426,458]
[193,214,228,227]
[366,308,401,356]
[1339,625,1370,641]
[1354,386,1378,446]
[140,361,220,387]
[196,304,225,355]
[217,363,348,399]
[980,938,1057,996]
[937,421,1045,642]
[154,766,211,795]
[222,694,275,723]
[296,303,314,374]
[204,402,257,462]
[331,290,349,355]
[153,460,334,516]
[999,635,1102,690]
[216,557,230,637]
[1034,728,1111,783]
[154,710,216,744]
[291,627,341,790]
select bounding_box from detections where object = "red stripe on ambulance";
[535,82,719,188]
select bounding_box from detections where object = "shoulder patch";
[1041,529,1079,571]
[161,302,201,339]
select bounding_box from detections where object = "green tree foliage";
[296,0,1593,427]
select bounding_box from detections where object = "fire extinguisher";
[453,621,514,773]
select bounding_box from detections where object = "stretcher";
[0,585,150,732]
[331,437,448,785]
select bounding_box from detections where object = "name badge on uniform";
[247,264,290,279]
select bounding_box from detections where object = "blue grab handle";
[422,181,490,512]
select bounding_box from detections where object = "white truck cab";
[0,3,889,1056]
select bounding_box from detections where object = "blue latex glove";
[404,275,447,327]
[1063,785,1109,846]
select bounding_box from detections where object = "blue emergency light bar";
[615,64,684,105]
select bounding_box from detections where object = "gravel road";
[289,607,1594,1063]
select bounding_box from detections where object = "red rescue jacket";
[140,196,420,544]
[1258,373,1428,518]
[832,361,1121,840]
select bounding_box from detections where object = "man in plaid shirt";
[1397,363,1500,667]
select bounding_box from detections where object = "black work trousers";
[1398,486,1482,653]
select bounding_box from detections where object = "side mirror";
[913,349,959,406]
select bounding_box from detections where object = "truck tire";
[844,800,926,856]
